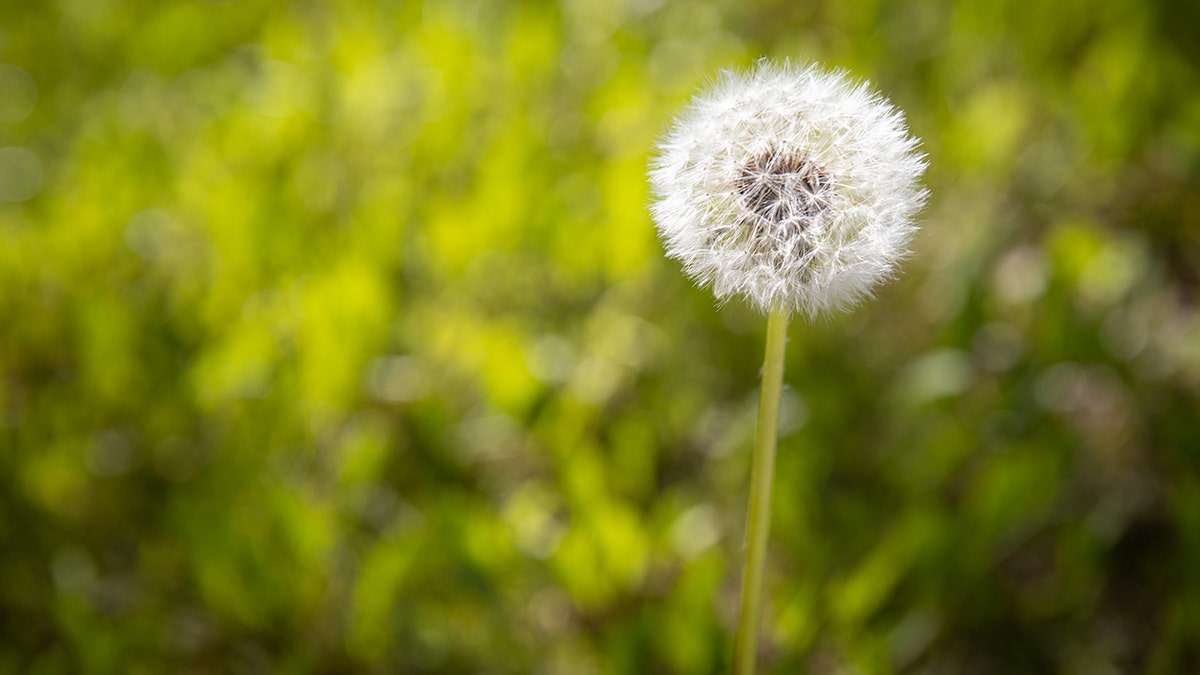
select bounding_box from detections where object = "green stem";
[733,307,789,675]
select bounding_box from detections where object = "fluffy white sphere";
[649,60,928,317]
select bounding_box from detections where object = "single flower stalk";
[649,60,927,674]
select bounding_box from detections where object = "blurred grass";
[2,0,1199,673]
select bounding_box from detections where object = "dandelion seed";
[649,59,928,318]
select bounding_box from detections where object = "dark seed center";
[736,151,833,227]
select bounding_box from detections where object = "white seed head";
[649,60,928,318]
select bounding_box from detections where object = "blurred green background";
[2,0,1199,672]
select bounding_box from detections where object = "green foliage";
[2,0,1199,672]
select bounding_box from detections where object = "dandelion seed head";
[649,60,928,317]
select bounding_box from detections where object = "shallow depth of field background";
[2,0,1199,673]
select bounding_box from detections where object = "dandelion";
[649,60,927,675]
[649,59,927,318]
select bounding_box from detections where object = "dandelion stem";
[733,307,788,675]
